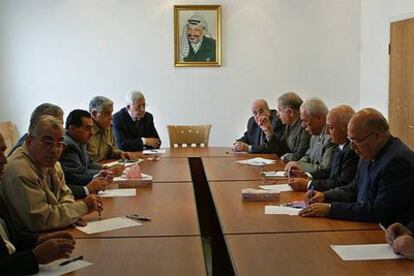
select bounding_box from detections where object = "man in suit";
[233,99,284,153]
[60,109,114,190]
[0,131,76,274]
[385,222,414,259]
[299,108,414,227]
[288,105,358,191]
[262,92,311,161]
[285,97,337,175]
[113,90,161,152]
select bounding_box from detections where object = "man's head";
[89,96,114,129]
[347,108,390,161]
[0,133,7,179]
[276,92,303,126]
[186,14,207,44]
[326,105,355,145]
[26,115,64,168]
[65,110,93,145]
[29,103,64,130]
[251,99,271,125]
[300,97,329,135]
[126,90,146,120]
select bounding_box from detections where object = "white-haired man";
[113,90,161,152]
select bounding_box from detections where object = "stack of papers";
[261,171,286,178]
[38,259,92,275]
[75,217,142,234]
[259,184,293,192]
[236,157,276,166]
[143,149,166,154]
[330,244,404,261]
[264,205,301,216]
[98,189,136,197]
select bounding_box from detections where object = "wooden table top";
[202,156,285,181]
[155,147,233,157]
[226,230,414,276]
[67,236,206,276]
[138,157,192,182]
[70,183,200,238]
[210,181,379,234]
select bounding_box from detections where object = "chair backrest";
[167,125,212,148]
[0,121,19,155]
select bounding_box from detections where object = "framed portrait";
[174,5,222,67]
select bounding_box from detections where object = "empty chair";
[0,121,19,155]
[167,125,211,148]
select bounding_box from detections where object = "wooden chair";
[0,121,19,155]
[167,125,212,148]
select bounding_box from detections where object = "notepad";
[236,157,276,166]
[264,205,300,216]
[261,171,286,177]
[259,184,293,192]
[330,244,404,261]
[75,217,142,234]
[143,149,166,154]
[98,189,136,197]
[37,259,92,275]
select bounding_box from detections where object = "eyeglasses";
[38,138,65,150]
[348,131,375,145]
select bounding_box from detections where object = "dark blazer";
[184,37,216,62]
[325,137,414,226]
[311,141,359,191]
[112,108,161,152]
[60,132,101,186]
[238,110,284,153]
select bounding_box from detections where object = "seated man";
[233,99,284,153]
[113,90,161,152]
[285,97,337,175]
[60,109,115,187]
[300,108,414,226]
[385,222,414,260]
[0,115,102,234]
[0,132,76,274]
[262,92,310,160]
[288,105,359,191]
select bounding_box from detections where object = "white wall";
[360,0,414,116]
[0,0,361,146]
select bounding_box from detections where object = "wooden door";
[389,18,414,149]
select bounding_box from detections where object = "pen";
[59,255,83,266]
[287,167,292,181]
[306,187,315,207]
[379,223,387,232]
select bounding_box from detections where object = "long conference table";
[65,147,414,275]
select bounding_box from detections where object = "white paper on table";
[37,259,92,276]
[98,189,136,197]
[265,205,301,216]
[113,173,153,183]
[102,160,142,169]
[143,149,166,154]
[262,171,286,177]
[330,244,405,261]
[259,184,293,192]
[75,217,142,234]
[236,157,276,166]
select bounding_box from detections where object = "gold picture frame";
[174,5,222,67]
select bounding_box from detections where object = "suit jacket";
[184,37,216,62]
[60,132,101,186]
[310,141,359,191]
[325,137,414,226]
[112,108,161,152]
[265,118,310,161]
[238,110,284,153]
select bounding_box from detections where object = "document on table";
[76,217,142,234]
[143,149,166,154]
[265,205,301,216]
[330,244,405,261]
[261,171,286,177]
[37,259,92,275]
[102,160,141,168]
[259,184,293,192]
[236,157,276,166]
[98,189,136,197]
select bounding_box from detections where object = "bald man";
[233,99,284,153]
[288,105,359,191]
[300,108,414,226]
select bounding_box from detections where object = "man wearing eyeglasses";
[113,90,161,152]
[233,99,284,153]
[0,115,102,234]
[299,108,414,226]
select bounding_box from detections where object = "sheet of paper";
[102,160,141,169]
[76,217,142,235]
[262,171,286,177]
[143,149,166,154]
[37,259,92,276]
[259,184,292,192]
[98,189,136,197]
[330,244,404,261]
[236,157,276,166]
[265,205,300,216]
